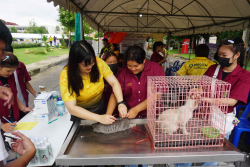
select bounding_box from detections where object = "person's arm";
[17,98,33,113]
[99,53,102,58]
[0,86,13,108]
[126,99,147,118]
[3,131,36,167]
[25,82,36,97]
[1,121,17,132]
[203,98,238,106]
[64,100,116,124]
[105,75,127,117]
[157,50,167,64]
[106,94,117,115]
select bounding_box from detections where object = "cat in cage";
[157,87,202,135]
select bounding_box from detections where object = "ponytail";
[221,37,245,67]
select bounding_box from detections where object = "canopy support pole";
[189,29,195,60]
[98,24,99,55]
[244,21,250,69]
[80,11,84,40]
[168,33,171,51]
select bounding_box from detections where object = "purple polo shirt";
[204,64,250,113]
[150,51,163,63]
[117,60,165,118]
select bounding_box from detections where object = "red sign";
[104,32,115,42]
[182,39,189,53]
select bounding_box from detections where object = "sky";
[0,0,60,26]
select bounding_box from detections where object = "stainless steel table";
[56,119,245,166]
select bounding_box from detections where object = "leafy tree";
[55,25,60,31]
[10,27,17,33]
[58,8,94,47]
[94,32,104,38]
[25,20,48,34]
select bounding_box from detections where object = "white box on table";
[34,93,54,114]
[32,109,54,123]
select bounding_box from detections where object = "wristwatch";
[117,101,126,106]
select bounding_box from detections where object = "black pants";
[70,99,107,123]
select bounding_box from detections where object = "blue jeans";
[174,132,231,167]
[125,165,148,167]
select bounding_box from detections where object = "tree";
[94,32,104,38]
[25,20,48,34]
[58,8,94,46]
[55,25,60,31]
[10,27,17,33]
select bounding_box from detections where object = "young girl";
[111,43,119,55]
[5,45,36,119]
[0,53,33,132]
[175,37,250,167]
[150,41,167,64]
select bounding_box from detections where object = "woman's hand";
[0,86,14,108]
[118,103,127,118]
[1,122,17,132]
[11,131,36,156]
[98,115,117,125]
[22,107,33,113]
[126,108,139,119]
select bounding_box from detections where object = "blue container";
[56,101,65,114]
[57,91,62,101]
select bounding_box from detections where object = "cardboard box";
[33,110,54,123]
[34,93,54,114]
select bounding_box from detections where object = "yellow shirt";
[177,57,216,76]
[113,50,119,55]
[49,37,53,41]
[60,57,113,108]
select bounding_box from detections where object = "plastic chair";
[235,91,250,117]
[232,101,250,147]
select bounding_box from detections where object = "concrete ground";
[26,55,249,166]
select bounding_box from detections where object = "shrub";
[12,43,41,49]
[84,36,93,40]
[27,48,47,54]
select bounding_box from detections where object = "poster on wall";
[119,38,146,53]
[206,43,218,61]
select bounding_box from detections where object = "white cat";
[156,98,199,135]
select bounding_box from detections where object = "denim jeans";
[174,132,231,167]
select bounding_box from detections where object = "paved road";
[28,61,67,107]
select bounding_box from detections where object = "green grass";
[13,47,69,65]
[168,49,195,59]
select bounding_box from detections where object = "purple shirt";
[204,64,250,113]
[150,51,163,63]
[117,60,165,118]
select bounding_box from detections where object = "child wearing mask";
[175,37,250,167]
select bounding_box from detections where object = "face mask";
[217,55,235,67]
[108,63,118,73]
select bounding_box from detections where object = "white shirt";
[14,71,26,107]
[0,122,9,164]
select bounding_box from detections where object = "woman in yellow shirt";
[60,40,127,124]
[111,43,119,55]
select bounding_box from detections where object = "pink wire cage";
[146,75,231,149]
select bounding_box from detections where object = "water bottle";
[56,101,65,115]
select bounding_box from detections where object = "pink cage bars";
[147,75,231,148]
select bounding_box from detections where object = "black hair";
[4,45,13,53]
[0,52,19,68]
[67,40,100,96]
[0,21,12,45]
[221,37,245,67]
[103,51,117,62]
[111,43,118,51]
[117,53,124,61]
[153,41,163,52]
[124,46,145,64]
[195,44,209,57]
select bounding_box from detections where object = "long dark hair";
[124,46,145,64]
[0,52,19,68]
[103,51,117,62]
[0,21,12,45]
[153,41,163,52]
[111,43,119,51]
[67,40,100,96]
[221,37,245,67]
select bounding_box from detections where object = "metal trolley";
[56,119,246,167]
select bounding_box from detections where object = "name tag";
[127,83,132,86]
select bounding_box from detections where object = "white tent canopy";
[47,0,250,37]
